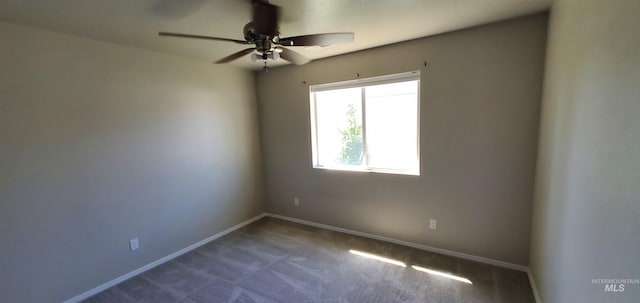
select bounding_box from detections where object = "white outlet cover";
[129,238,139,251]
[294,198,300,206]
[429,219,437,230]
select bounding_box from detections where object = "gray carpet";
[83,217,534,303]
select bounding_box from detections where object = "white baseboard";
[264,213,529,272]
[63,213,266,303]
[528,269,542,303]
[65,212,536,303]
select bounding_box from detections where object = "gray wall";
[256,14,547,266]
[0,22,263,302]
[529,0,640,302]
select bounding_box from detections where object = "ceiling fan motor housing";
[255,38,273,54]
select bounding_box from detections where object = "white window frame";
[309,71,421,176]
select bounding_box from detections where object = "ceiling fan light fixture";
[250,52,279,62]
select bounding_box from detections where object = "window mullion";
[361,87,368,168]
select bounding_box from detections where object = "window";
[309,71,420,175]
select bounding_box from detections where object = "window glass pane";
[314,88,363,167]
[310,71,420,175]
[365,80,419,171]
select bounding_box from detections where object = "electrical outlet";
[129,238,139,251]
[429,219,437,230]
[294,197,300,206]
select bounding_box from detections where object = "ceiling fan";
[158,0,354,70]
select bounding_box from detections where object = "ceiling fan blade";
[279,32,354,47]
[252,0,280,36]
[214,48,256,64]
[159,32,249,44]
[279,47,311,65]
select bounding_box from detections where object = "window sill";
[312,165,420,176]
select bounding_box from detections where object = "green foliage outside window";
[337,104,363,165]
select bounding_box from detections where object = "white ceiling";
[0,0,552,70]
